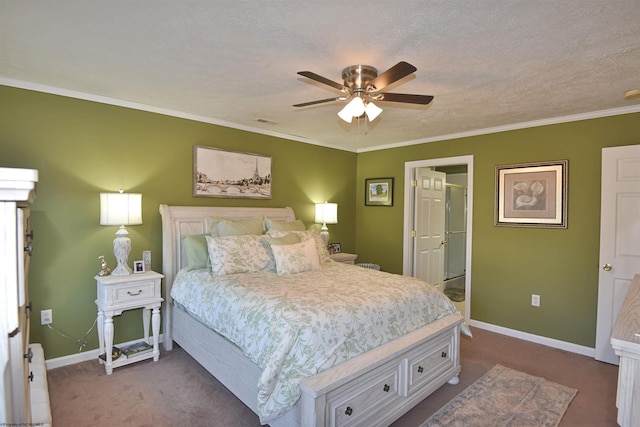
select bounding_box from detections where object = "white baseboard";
[45,321,596,369]
[468,320,595,358]
[45,334,164,370]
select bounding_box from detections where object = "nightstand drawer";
[95,271,163,310]
[113,281,156,303]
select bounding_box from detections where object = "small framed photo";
[133,260,145,274]
[365,177,394,206]
[495,160,568,228]
[328,243,342,254]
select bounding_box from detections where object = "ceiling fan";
[293,61,433,123]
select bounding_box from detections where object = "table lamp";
[100,191,142,276]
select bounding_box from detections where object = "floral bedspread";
[171,262,465,424]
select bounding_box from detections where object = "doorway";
[443,181,467,313]
[403,155,473,322]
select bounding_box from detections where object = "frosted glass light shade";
[365,102,383,121]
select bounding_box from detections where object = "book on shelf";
[98,346,122,362]
[121,341,153,358]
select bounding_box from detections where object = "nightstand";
[95,271,164,375]
[330,252,358,265]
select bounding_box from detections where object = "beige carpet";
[421,364,577,427]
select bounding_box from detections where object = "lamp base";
[319,224,330,248]
[111,226,132,276]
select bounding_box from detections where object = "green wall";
[356,113,640,348]
[0,85,356,359]
[3,83,639,359]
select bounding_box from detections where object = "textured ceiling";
[1,1,639,152]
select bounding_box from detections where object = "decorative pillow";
[205,235,272,275]
[270,238,321,275]
[260,234,302,272]
[182,234,210,270]
[268,229,332,263]
[265,218,306,232]
[207,216,264,237]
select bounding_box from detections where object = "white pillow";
[267,229,331,263]
[270,238,321,275]
[205,235,272,275]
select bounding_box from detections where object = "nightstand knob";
[345,406,353,416]
[383,384,390,392]
[417,366,424,373]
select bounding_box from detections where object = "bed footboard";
[296,314,462,427]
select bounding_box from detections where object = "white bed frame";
[160,204,463,427]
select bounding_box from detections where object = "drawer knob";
[417,366,424,373]
[24,347,33,363]
[28,371,34,382]
[441,351,447,358]
[383,384,390,392]
[127,289,143,296]
[24,243,33,256]
[345,406,353,416]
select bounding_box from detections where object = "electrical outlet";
[41,309,53,325]
[531,294,540,307]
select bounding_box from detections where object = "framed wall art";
[495,160,568,228]
[365,177,394,206]
[193,146,272,199]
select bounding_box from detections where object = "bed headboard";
[158,204,295,349]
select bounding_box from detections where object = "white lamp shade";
[100,193,143,226]
[315,202,338,225]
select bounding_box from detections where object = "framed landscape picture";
[495,160,568,228]
[193,146,272,199]
[365,177,394,206]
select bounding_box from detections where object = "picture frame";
[133,260,145,274]
[365,177,394,206]
[328,243,342,254]
[495,160,568,228]
[193,145,272,199]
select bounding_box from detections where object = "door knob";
[602,263,612,271]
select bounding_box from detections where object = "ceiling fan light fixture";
[338,96,366,123]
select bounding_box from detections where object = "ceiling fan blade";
[293,97,342,107]
[378,93,434,105]
[367,61,417,92]
[297,71,346,91]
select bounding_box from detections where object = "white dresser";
[611,273,640,427]
[0,167,50,425]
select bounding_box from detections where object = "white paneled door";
[595,144,640,364]
[414,168,447,290]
